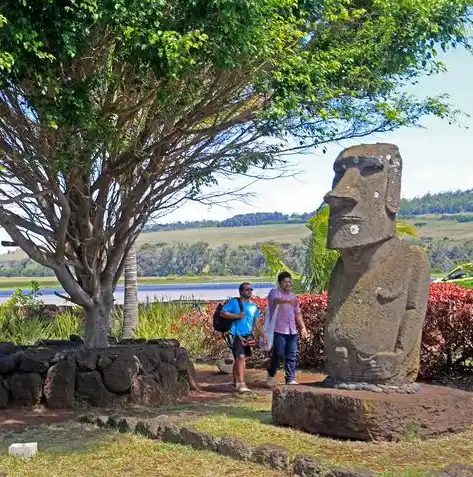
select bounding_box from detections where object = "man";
[266,271,308,386]
[221,282,267,392]
[323,143,430,385]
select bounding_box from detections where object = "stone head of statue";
[324,143,402,250]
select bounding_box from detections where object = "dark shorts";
[227,334,253,358]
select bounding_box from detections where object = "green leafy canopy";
[0,0,472,169]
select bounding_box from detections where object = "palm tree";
[123,245,139,338]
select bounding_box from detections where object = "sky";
[1,47,473,253]
[165,47,473,222]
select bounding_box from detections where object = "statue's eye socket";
[360,165,381,177]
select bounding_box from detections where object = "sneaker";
[286,380,299,385]
[267,375,277,387]
[236,383,251,393]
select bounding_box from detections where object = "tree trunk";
[83,297,114,349]
[123,245,139,338]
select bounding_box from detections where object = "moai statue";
[323,144,430,387]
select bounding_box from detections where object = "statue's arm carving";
[395,249,430,356]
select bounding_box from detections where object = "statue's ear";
[385,152,403,214]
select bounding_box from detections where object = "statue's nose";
[324,168,360,207]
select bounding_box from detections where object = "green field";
[0,275,268,290]
[0,215,472,264]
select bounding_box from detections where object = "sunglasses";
[242,287,253,292]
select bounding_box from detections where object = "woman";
[266,271,308,386]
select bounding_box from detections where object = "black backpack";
[213,297,244,333]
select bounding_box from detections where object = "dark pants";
[267,332,298,383]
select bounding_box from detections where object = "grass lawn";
[0,387,471,477]
[1,215,472,264]
[0,421,286,477]
[174,393,472,477]
[0,275,269,290]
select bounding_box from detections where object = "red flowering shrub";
[178,283,473,380]
[420,283,473,379]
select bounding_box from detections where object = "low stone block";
[117,417,139,433]
[135,416,172,438]
[8,442,38,459]
[217,436,253,461]
[252,444,289,470]
[435,464,473,477]
[272,384,473,441]
[162,424,183,444]
[292,454,327,477]
[180,427,216,451]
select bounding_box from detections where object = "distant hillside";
[400,189,473,216]
[145,189,473,232]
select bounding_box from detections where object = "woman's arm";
[293,298,308,339]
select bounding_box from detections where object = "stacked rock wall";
[0,339,196,409]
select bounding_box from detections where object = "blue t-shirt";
[222,298,260,336]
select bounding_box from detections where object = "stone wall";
[0,339,197,409]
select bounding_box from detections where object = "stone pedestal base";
[272,383,473,442]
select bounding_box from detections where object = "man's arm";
[220,299,245,320]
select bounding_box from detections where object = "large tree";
[0,0,471,347]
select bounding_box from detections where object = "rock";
[162,424,183,444]
[0,378,8,409]
[117,417,139,433]
[0,353,20,375]
[19,350,55,373]
[43,357,76,408]
[9,372,42,406]
[130,375,163,406]
[75,350,98,371]
[157,363,179,392]
[327,468,374,477]
[292,454,326,477]
[76,371,113,406]
[159,347,176,364]
[96,355,113,370]
[217,436,253,461]
[272,384,473,442]
[102,350,140,394]
[148,338,180,348]
[135,416,171,438]
[180,427,216,451]
[175,348,190,372]
[252,444,289,470]
[436,464,473,477]
[118,338,146,345]
[134,347,161,374]
[34,339,73,347]
[70,334,84,344]
[0,342,16,355]
[185,360,200,391]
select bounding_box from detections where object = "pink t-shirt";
[267,287,301,335]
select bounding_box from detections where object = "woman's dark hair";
[277,271,292,283]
